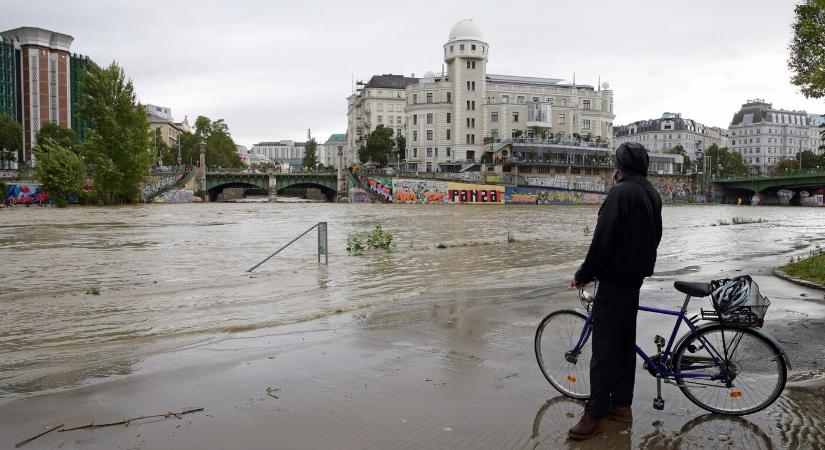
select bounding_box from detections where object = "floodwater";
[1,203,825,446]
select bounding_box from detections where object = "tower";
[444,19,487,162]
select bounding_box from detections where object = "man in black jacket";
[567,142,663,440]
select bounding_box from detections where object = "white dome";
[448,19,483,42]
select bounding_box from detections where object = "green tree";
[789,1,825,99]
[664,144,691,174]
[36,122,79,153]
[698,144,748,178]
[395,134,406,161]
[32,139,85,207]
[358,125,393,166]
[78,62,152,204]
[0,113,21,169]
[190,116,242,168]
[303,138,318,170]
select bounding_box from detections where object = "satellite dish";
[601,82,610,90]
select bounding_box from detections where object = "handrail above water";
[247,222,328,272]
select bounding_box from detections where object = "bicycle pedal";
[653,397,665,410]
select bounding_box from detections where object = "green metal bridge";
[714,170,825,194]
[205,171,338,201]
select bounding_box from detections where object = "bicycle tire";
[534,309,591,399]
[673,324,787,415]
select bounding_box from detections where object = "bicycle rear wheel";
[673,324,787,415]
[534,310,591,399]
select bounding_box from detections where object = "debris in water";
[265,387,281,399]
[15,423,64,448]
[565,412,575,418]
[85,287,100,295]
[443,427,453,432]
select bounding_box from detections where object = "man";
[567,142,663,440]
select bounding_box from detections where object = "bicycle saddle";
[674,281,713,298]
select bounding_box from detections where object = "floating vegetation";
[718,217,768,226]
[583,226,591,235]
[346,224,395,256]
[436,243,448,249]
[85,287,100,295]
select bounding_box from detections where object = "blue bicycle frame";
[565,294,733,381]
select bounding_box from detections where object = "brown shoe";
[607,405,633,423]
[568,408,604,440]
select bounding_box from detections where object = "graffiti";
[348,187,372,203]
[653,181,692,202]
[155,189,194,203]
[525,175,607,192]
[439,171,480,183]
[392,179,448,204]
[446,182,504,204]
[4,184,50,205]
[801,194,823,206]
[360,176,393,202]
[485,174,502,184]
[141,174,181,201]
[504,186,606,205]
[0,170,19,179]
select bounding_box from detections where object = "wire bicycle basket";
[701,275,770,328]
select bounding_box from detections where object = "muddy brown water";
[1,203,824,448]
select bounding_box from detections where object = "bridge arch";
[207,181,269,202]
[277,182,336,202]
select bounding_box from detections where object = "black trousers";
[586,279,642,418]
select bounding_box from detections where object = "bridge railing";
[715,168,825,182]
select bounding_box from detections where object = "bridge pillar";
[198,151,208,202]
[268,174,277,202]
[336,149,346,202]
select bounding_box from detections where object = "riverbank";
[2,274,824,449]
[777,246,825,288]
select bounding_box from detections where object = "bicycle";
[534,277,791,415]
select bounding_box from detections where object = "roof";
[729,101,813,127]
[326,133,346,143]
[486,74,594,90]
[449,19,484,42]
[614,113,713,137]
[364,74,419,90]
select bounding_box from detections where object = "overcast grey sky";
[3,0,822,147]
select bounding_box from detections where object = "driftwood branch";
[15,423,64,448]
[60,407,204,432]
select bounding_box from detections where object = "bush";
[782,245,825,285]
[346,224,395,255]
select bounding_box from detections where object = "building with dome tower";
[346,19,616,174]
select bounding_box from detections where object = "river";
[1,203,823,403]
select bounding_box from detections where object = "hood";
[615,142,649,177]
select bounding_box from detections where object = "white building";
[346,19,616,172]
[613,112,726,162]
[728,99,823,174]
[250,140,306,171]
[320,133,347,168]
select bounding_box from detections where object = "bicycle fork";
[653,335,666,410]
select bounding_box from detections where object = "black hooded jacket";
[574,143,663,285]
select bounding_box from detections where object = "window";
[378,115,383,123]
[426,92,433,103]
[446,147,451,157]
[427,162,432,172]
[546,97,554,104]
[471,101,475,110]
[517,96,525,103]
[450,45,454,53]
[427,147,433,157]
[447,92,451,103]
[561,98,567,107]
[471,61,476,69]
[412,94,418,104]
[446,113,451,124]
[426,130,433,140]
[466,61,471,69]
[426,113,433,124]
[559,114,565,124]
[582,99,591,110]
[582,119,591,130]
[491,129,499,139]
[471,44,476,50]
[435,148,439,157]
[413,130,418,141]
[446,129,451,139]
[460,44,464,51]
[413,114,418,125]
[491,112,499,122]
[467,100,471,110]
[532,96,539,102]
[466,81,475,91]
[502,94,509,103]
[512,112,519,122]
[466,134,470,144]
[413,148,418,157]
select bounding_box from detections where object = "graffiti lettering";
[448,189,499,203]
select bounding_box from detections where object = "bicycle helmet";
[712,276,751,311]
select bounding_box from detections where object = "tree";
[357,125,393,166]
[78,61,152,204]
[32,139,85,207]
[698,144,748,178]
[0,113,21,169]
[789,1,825,99]
[190,116,242,168]
[776,150,825,172]
[36,122,79,153]
[664,144,690,174]
[303,138,318,170]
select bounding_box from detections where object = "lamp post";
[198,139,207,202]
[176,135,182,169]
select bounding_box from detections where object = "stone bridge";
[204,171,338,201]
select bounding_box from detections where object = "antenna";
[598,74,601,91]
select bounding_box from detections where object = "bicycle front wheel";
[673,324,787,415]
[534,309,591,399]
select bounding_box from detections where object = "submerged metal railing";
[247,222,328,272]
